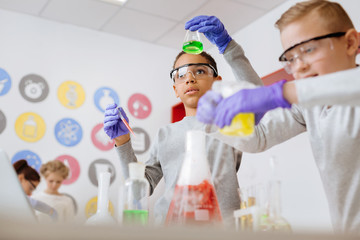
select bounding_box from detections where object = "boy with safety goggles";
[103,44,261,225]
[189,0,360,234]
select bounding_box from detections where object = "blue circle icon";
[0,68,12,96]
[94,87,119,113]
[11,150,42,172]
[55,118,83,147]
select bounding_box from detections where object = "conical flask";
[166,130,222,226]
[182,30,203,54]
[86,171,116,226]
[122,162,149,226]
[260,180,292,232]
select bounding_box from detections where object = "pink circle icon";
[56,155,80,185]
[128,93,152,119]
[91,123,115,151]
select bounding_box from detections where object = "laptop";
[0,148,37,222]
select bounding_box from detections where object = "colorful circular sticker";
[85,196,114,219]
[11,150,42,172]
[91,123,115,151]
[127,93,152,119]
[0,68,11,96]
[19,74,49,102]
[131,127,151,154]
[0,110,6,134]
[88,159,116,187]
[15,112,46,142]
[57,81,85,109]
[56,155,80,185]
[55,118,83,147]
[94,87,119,113]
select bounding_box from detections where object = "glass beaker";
[182,30,203,54]
[212,81,255,137]
[166,130,222,226]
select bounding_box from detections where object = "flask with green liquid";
[122,162,149,226]
[182,30,203,54]
[212,81,255,137]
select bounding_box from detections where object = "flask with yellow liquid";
[212,81,255,137]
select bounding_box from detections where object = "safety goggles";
[170,63,218,84]
[278,32,346,74]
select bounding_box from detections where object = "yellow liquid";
[219,113,254,136]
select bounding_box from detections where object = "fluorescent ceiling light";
[100,0,128,6]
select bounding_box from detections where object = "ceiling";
[0,0,287,50]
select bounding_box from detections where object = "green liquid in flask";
[183,41,203,54]
[219,113,254,136]
[123,209,148,225]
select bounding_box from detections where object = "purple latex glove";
[214,80,291,128]
[185,15,232,54]
[196,90,223,124]
[104,103,130,139]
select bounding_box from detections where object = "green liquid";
[182,41,203,54]
[123,209,148,225]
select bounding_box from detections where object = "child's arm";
[286,67,360,107]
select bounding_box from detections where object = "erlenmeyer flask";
[85,171,116,226]
[183,30,203,54]
[166,130,222,226]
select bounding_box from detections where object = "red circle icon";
[127,93,152,119]
[91,123,115,151]
[56,155,80,185]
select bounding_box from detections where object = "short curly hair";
[40,160,69,179]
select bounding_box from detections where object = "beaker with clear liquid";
[166,130,222,226]
[183,30,203,54]
[212,81,255,137]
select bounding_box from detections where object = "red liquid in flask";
[166,179,222,226]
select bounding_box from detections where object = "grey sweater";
[116,117,242,226]
[211,40,360,234]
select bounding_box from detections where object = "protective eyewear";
[170,63,218,84]
[28,180,37,191]
[279,32,346,74]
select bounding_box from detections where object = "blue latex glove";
[196,90,223,124]
[104,103,130,139]
[185,15,232,54]
[214,80,291,128]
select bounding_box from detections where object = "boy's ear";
[345,29,359,56]
[173,84,179,98]
[215,75,222,81]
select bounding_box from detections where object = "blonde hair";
[275,0,354,32]
[40,160,69,179]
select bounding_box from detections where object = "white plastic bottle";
[212,81,255,136]
[85,171,116,226]
[122,162,149,226]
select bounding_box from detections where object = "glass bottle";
[122,162,149,226]
[212,81,255,137]
[260,180,292,232]
[183,30,203,54]
[166,130,222,226]
[85,171,116,226]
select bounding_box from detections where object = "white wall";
[207,0,360,233]
[0,8,179,223]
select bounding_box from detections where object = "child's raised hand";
[104,103,130,139]
[185,15,232,54]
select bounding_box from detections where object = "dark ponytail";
[13,159,40,182]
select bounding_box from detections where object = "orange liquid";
[166,180,222,226]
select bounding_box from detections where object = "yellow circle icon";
[85,196,115,219]
[15,112,46,142]
[57,81,85,109]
